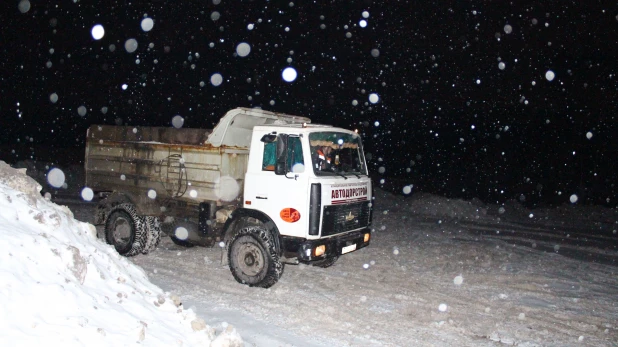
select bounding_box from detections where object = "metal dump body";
[85,108,310,206]
[85,125,249,205]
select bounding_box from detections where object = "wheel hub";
[244,253,256,266]
[236,242,264,276]
[113,217,131,247]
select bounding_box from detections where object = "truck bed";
[85,125,249,204]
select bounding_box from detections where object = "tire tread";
[227,226,283,288]
[142,216,163,254]
[104,203,147,257]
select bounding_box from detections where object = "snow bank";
[0,161,243,346]
[379,187,617,229]
[377,189,491,221]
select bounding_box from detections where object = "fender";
[95,191,132,225]
[222,208,282,253]
[96,190,162,220]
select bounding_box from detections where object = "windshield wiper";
[333,170,348,179]
[339,170,364,179]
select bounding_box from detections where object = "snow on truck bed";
[0,161,242,346]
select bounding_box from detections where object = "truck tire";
[105,203,147,256]
[170,235,195,248]
[142,216,163,254]
[313,256,339,268]
[227,226,284,288]
[166,220,197,248]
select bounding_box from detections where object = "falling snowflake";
[141,18,154,32]
[211,73,223,86]
[18,0,31,14]
[125,39,138,53]
[47,168,65,188]
[91,25,105,40]
[175,227,189,240]
[369,93,379,104]
[172,115,184,129]
[81,187,94,201]
[236,42,251,57]
[402,185,412,194]
[282,67,297,82]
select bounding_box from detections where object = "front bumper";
[289,228,371,263]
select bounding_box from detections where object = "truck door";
[244,134,309,239]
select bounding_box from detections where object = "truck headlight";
[364,233,370,243]
[314,245,326,257]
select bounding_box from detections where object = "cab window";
[262,141,276,171]
[287,136,304,173]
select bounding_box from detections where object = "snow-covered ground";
[0,161,243,346]
[130,191,618,346]
[5,159,618,346]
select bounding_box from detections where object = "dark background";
[1,0,617,207]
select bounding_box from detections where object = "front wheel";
[227,226,283,288]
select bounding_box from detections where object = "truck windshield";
[309,132,368,177]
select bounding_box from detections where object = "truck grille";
[321,201,371,237]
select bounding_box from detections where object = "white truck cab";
[244,124,372,264]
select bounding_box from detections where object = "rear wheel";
[228,226,283,288]
[170,235,195,247]
[142,216,163,254]
[104,203,146,256]
[166,220,197,248]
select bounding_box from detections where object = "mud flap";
[221,245,229,266]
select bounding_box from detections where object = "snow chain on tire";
[142,216,163,254]
[104,203,147,257]
[227,226,284,288]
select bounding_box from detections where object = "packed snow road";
[61,189,618,346]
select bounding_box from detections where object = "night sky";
[1,0,617,207]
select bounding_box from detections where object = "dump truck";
[85,107,372,287]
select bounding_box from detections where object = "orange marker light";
[280,208,301,223]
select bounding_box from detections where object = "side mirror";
[274,134,289,175]
[260,133,277,143]
[275,162,286,175]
